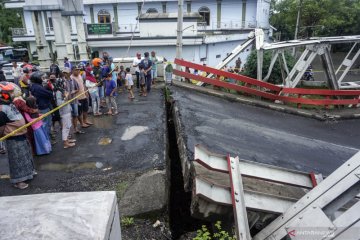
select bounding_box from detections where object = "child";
[125,67,135,99]
[24,97,52,155]
[55,82,76,148]
[105,73,118,115]
[139,65,146,97]
[118,65,126,93]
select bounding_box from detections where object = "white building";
[5,0,271,67]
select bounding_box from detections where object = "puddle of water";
[95,162,104,168]
[121,126,149,141]
[91,116,113,129]
[98,137,112,145]
[38,161,104,172]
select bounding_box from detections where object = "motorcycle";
[303,65,314,81]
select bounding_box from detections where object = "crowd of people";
[0,50,160,190]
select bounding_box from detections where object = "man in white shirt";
[12,61,22,85]
[132,53,142,89]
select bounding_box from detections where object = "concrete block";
[0,191,121,240]
[119,170,167,216]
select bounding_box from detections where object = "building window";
[146,8,158,13]
[162,2,167,13]
[198,6,210,26]
[48,17,53,29]
[98,9,111,23]
[186,1,191,13]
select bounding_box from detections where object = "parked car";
[1,63,15,82]
[1,61,27,82]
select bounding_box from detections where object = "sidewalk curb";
[171,81,360,121]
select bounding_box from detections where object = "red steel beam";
[173,69,360,106]
[175,58,282,92]
[282,88,360,96]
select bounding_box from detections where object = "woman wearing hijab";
[0,82,36,189]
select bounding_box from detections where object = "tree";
[0,0,22,44]
[270,0,360,40]
[243,49,296,85]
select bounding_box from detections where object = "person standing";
[29,72,54,138]
[125,67,135,99]
[49,61,61,78]
[56,77,76,149]
[132,53,142,89]
[235,57,242,71]
[0,82,36,189]
[140,52,153,93]
[71,66,92,129]
[64,57,72,69]
[23,97,52,155]
[139,65,146,97]
[85,66,101,116]
[12,61,22,86]
[0,70,6,82]
[118,65,126,93]
[92,58,104,105]
[18,67,31,97]
[109,57,118,83]
[150,51,159,84]
[105,74,118,115]
[63,67,82,134]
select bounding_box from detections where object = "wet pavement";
[0,84,166,196]
[171,86,360,176]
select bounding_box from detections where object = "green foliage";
[0,1,23,44]
[194,221,236,240]
[242,50,295,84]
[121,217,134,227]
[271,0,360,40]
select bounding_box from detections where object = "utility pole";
[293,0,303,56]
[176,0,183,80]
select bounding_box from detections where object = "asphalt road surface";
[171,86,360,176]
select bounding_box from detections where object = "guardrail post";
[297,94,302,109]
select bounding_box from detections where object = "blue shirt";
[105,80,117,96]
[30,83,54,110]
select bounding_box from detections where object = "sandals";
[68,139,77,143]
[13,182,29,190]
[75,130,85,134]
[64,143,75,149]
[81,124,90,128]
[85,122,93,125]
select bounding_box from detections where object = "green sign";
[87,24,112,35]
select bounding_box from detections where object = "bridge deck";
[171,85,360,178]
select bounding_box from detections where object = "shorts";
[127,85,133,91]
[117,79,122,87]
[71,103,79,117]
[78,98,89,115]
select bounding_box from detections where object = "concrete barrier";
[0,191,121,240]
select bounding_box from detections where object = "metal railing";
[197,21,257,31]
